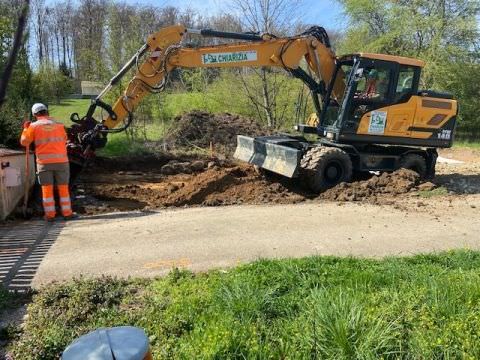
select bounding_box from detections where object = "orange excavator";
[67,24,457,192]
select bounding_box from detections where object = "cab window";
[395,66,416,102]
[354,68,392,102]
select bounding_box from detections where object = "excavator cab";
[312,54,456,148]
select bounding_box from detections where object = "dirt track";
[33,193,480,286]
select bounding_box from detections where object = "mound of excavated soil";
[77,164,306,214]
[164,111,267,156]
[320,169,420,203]
[76,155,459,215]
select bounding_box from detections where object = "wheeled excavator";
[67,24,458,192]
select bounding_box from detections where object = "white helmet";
[31,103,48,115]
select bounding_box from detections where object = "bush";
[32,65,75,105]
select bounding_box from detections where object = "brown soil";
[439,148,480,163]
[76,161,307,215]
[74,157,446,215]
[320,169,420,203]
[164,111,268,156]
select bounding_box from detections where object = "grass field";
[48,99,91,124]
[7,251,480,359]
[48,98,167,157]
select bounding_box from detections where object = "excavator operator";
[363,69,389,100]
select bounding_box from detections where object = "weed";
[418,186,449,198]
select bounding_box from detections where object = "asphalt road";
[32,199,480,287]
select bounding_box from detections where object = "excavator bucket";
[234,135,303,178]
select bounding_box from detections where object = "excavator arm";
[80,24,344,132]
[67,24,345,178]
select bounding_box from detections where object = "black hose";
[300,26,331,48]
[101,110,134,134]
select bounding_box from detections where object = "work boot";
[63,213,79,221]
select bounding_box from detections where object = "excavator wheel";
[300,146,353,193]
[399,153,427,179]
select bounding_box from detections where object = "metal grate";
[0,221,63,292]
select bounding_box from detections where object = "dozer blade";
[234,135,302,178]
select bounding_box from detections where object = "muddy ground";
[68,110,480,215]
[73,147,480,216]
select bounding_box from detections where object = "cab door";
[355,64,421,138]
[383,66,419,137]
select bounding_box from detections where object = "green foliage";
[337,0,480,135]
[31,65,74,105]
[454,141,480,149]
[0,5,32,148]
[0,285,11,311]
[9,251,480,359]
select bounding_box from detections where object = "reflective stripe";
[35,137,65,145]
[61,205,72,211]
[60,197,71,202]
[37,153,68,160]
[31,118,54,127]
[43,206,56,212]
[42,197,54,203]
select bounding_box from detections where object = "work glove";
[22,120,31,129]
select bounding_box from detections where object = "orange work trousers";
[38,162,72,219]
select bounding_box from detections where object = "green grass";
[454,140,480,149]
[8,251,480,359]
[418,186,449,198]
[48,99,92,125]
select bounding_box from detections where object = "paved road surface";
[30,200,480,287]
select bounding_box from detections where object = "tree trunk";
[261,67,274,128]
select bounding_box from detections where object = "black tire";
[399,153,427,178]
[300,146,353,193]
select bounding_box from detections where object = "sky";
[154,0,346,30]
[45,0,346,31]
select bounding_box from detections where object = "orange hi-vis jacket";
[20,117,69,165]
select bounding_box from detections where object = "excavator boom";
[99,25,342,131]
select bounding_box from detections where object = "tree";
[0,0,33,147]
[225,0,305,128]
[73,0,107,81]
[0,0,29,108]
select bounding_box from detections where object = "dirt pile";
[76,154,473,215]
[159,159,208,175]
[320,169,420,202]
[78,164,305,214]
[164,111,267,156]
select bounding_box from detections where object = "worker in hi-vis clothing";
[20,103,75,222]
